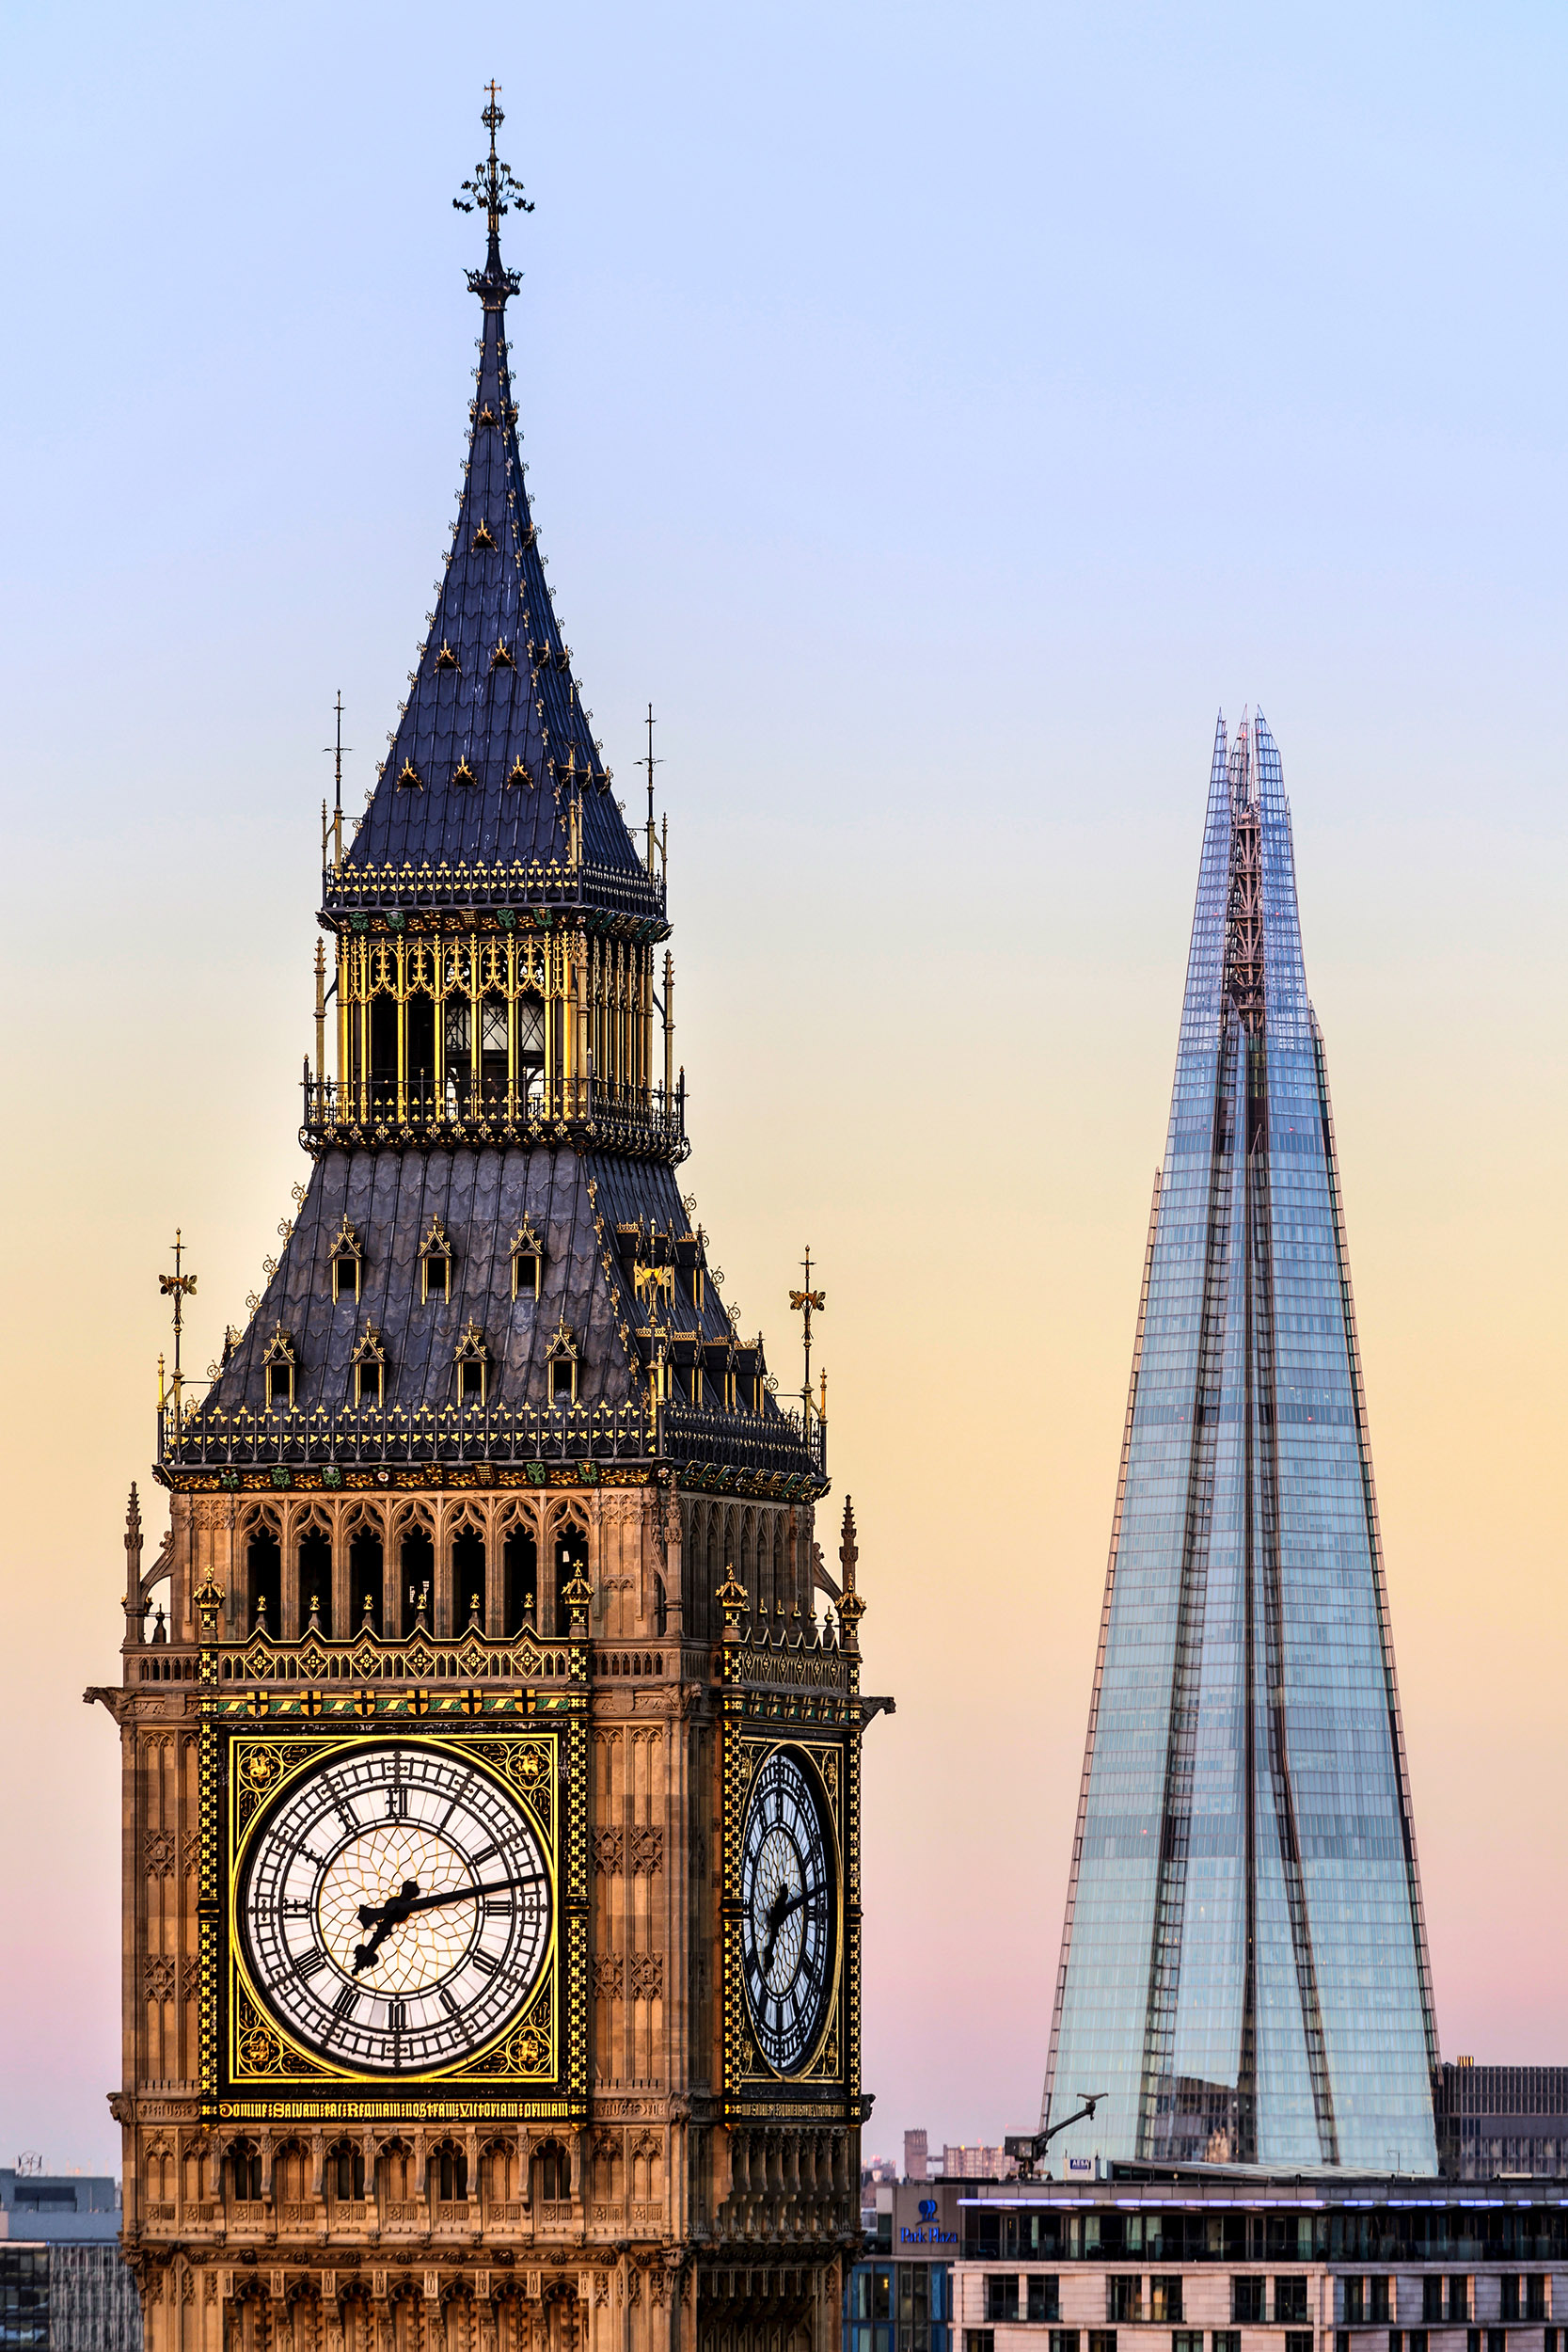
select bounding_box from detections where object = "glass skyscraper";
[1043,713,1439,2174]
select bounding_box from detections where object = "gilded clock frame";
[199,1706,588,2124]
[721,1713,859,2118]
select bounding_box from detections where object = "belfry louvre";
[90,95,880,2352]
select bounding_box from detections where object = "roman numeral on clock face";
[332,1983,358,2023]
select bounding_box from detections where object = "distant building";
[1438,2060,1568,2179]
[847,2178,962,2352]
[0,2171,138,2352]
[906,2131,929,2184]
[942,2148,1017,2183]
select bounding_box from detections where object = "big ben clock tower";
[89,94,881,2352]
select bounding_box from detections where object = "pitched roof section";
[331,166,658,918]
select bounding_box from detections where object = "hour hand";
[761,1885,805,1981]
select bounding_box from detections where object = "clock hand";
[760,1883,806,1983]
[350,1875,542,1976]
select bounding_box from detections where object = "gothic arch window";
[479,994,507,1099]
[546,1319,580,1406]
[245,1525,281,1635]
[330,1216,363,1303]
[453,1321,492,1407]
[531,2140,570,2204]
[350,1327,388,1407]
[451,1516,486,1629]
[481,2138,518,2205]
[420,1217,453,1304]
[398,1519,435,1636]
[443,1001,470,1117]
[370,993,398,1092]
[516,993,546,1105]
[407,986,436,1099]
[552,1518,589,1638]
[502,1520,537,1632]
[226,2140,262,2201]
[654,1574,668,1637]
[326,2140,365,2201]
[273,2141,309,2201]
[262,1326,297,1411]
[431,2141,468,2202]
[511,1221,544,1302]
[296,1515,333,1637]
[376,2141,414,2202]
[348,1524,384,1633]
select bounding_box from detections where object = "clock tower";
[89,95,880,2352]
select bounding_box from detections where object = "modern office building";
[848,2181,965,2352]
[953,2169,1568,2352]
[1436,2066,1568,2183]
[0,2171,139,2352]
[1043,712,1438,2174]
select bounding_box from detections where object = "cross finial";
[788,1246,826,1438]
[454,84,533,262]
[158,1229,198,1422]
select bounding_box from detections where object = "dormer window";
[435,641,460,671]
[420,1217,453,1303]
[350,1328,388,1409]
[453,1321,492,1407]
[506,758,531,789]
[490,640,516,671]
[329,1216,362,1302]
[546,1320,580,1407]
[397,759,423,790]
[471,520,498,550]
[451,756,477,787]
[511,1223,545,1302]
[262,1326,297,1410]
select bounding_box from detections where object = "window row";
[261,1314,578,1411]
[324,1217,543,1306]
[244,1520,590,1641]
[967,2337,1306,2352]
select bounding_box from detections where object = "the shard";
[1043,713,1439,2173]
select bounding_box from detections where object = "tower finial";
[454,85,533,305]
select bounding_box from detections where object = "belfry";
[91,96,878,2352]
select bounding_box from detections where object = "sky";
[0,0,1564,2174]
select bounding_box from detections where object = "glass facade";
[1044,713,1437,2172]
[847,2261,952,2352]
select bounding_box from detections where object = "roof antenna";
[643,703,663,875]
[322,691,350,871]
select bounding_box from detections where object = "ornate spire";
[452,83,532,311]
[836,1495,864,1648]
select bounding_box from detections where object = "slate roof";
[334,211,647,899]
[203,1149,763,1422]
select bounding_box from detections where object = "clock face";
[238,1741,550,2075]
[739,1747,836,2074]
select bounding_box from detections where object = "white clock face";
[739,1747,836,2074]
[238,1741,550,2074]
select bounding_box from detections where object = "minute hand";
[356,1874,541,1930]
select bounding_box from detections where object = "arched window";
[406,993,435,1107]
[432,2143,467,2202]
[453,1322,492,1406]
[400,1526,434,1636]
[546,1320,580,1407]
[330,1216,363,1303]
[479,995,508,1099]
[227,2141,262,2201]
[443,1001,471,1116]
[532,2142,569,2204]
[349,1529,383,1633]
[452,1525,486,1628]
[517,993,546,1106]
[273,2142,309,2201]
[503,1527,537,1632]
[370,996,398,1095]
[553,1524,589,1636]
[298,1526,332,1635]
[327,2142,365,2201]
[246,1528,281,1635]
[654,1575,668,1637]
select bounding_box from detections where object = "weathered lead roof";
[336,215,645,896]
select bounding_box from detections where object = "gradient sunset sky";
[2,1,1564,2171]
